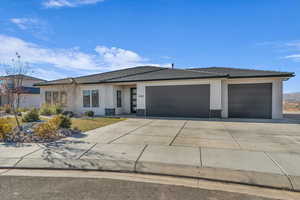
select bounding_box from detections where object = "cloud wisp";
[43,0,105,8]
[0,34,165,79]
[10,18,40,30]
[10,18,52,40]
[257,40,300,63]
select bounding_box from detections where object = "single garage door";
[146,85,210,117]
[228,83,272,119]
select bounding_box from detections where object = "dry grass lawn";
[71,117,126,132]
[4,116,125,132]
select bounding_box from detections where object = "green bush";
[22,108,40,122]
[40,104,64,115]
[52,115,72,129]
[84,110,94,117]
[40,104,54,116]
[62,111,74,118]
[53,104,63,114]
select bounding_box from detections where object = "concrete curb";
[0,143,299,192]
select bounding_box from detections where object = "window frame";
[82,89,99,108]
[45,91,68,106]
[91,89,99,108]
[45,91,52,104]
[82,90,91,108]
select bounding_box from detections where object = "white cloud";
[0,35,99,70]
[0,35,165,79]
[284,41,300,62]
[95,46,146,69]
[10,18,40,30]
[10,18,52,40]
[43,0,105,8]
[285,54,300,62]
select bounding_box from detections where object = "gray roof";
[190,67,295,78]
[1,74,45,82]
[35,66,295,86]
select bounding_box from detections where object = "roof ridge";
[74,66,164,80]
[200,66,294,74]
[100,68,166,83]
[171,67,228,76]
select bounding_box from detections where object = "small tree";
[0,52,30,131]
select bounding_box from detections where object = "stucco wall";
[40,84,133,116]
[19,94,41,108]
[38,77,285,119]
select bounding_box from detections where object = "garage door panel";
[228,83,272,119]
[146,85,210,117]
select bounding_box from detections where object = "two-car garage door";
[146,85,210,117]
[145,83,273,118]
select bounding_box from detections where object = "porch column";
[210,79,222,118]
[272,79,283,119]
[104,85,116,115]
[136,82,146,116]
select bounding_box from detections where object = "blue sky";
[0,0,299,92]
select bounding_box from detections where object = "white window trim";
[82,89,99,108]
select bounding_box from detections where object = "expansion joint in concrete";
[169,121,187,146]
[107,121,154,144]
[264,151,295,191]
[134,144,148,172]
[77,143,98,159]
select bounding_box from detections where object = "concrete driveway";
[72,118,300,153]
[2,117,300,191]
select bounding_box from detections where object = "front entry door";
[130,88,137,113]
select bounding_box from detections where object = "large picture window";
[83,89,99,108]
[45,91,67,106]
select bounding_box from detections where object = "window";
[92,90,99,107]
[53,91,59,104]
[83,90,99,108]
[45,91,52,104]
[45,91,67,105]
[117,90,122,108]
[60,91,68,106]
[83,90,91,108]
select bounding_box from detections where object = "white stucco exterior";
[39,76,287,119]
[0,76,43,108]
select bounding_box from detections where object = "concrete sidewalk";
[0,142,300,192]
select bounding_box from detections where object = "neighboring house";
[0,75,45,108]
[35,66,295,119]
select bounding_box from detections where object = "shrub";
[0,118,12,140]
[34,122,57,139]
[17,107,30,113]
[4,105,11,114]
[62,111,74,118]
[84,110,94,117]
[34,114,72,139]
[51,115,72,129]
[53,104,63,115]
[22,108,40,122]
[39,104,53,116]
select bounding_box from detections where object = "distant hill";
[284,92,300,102]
